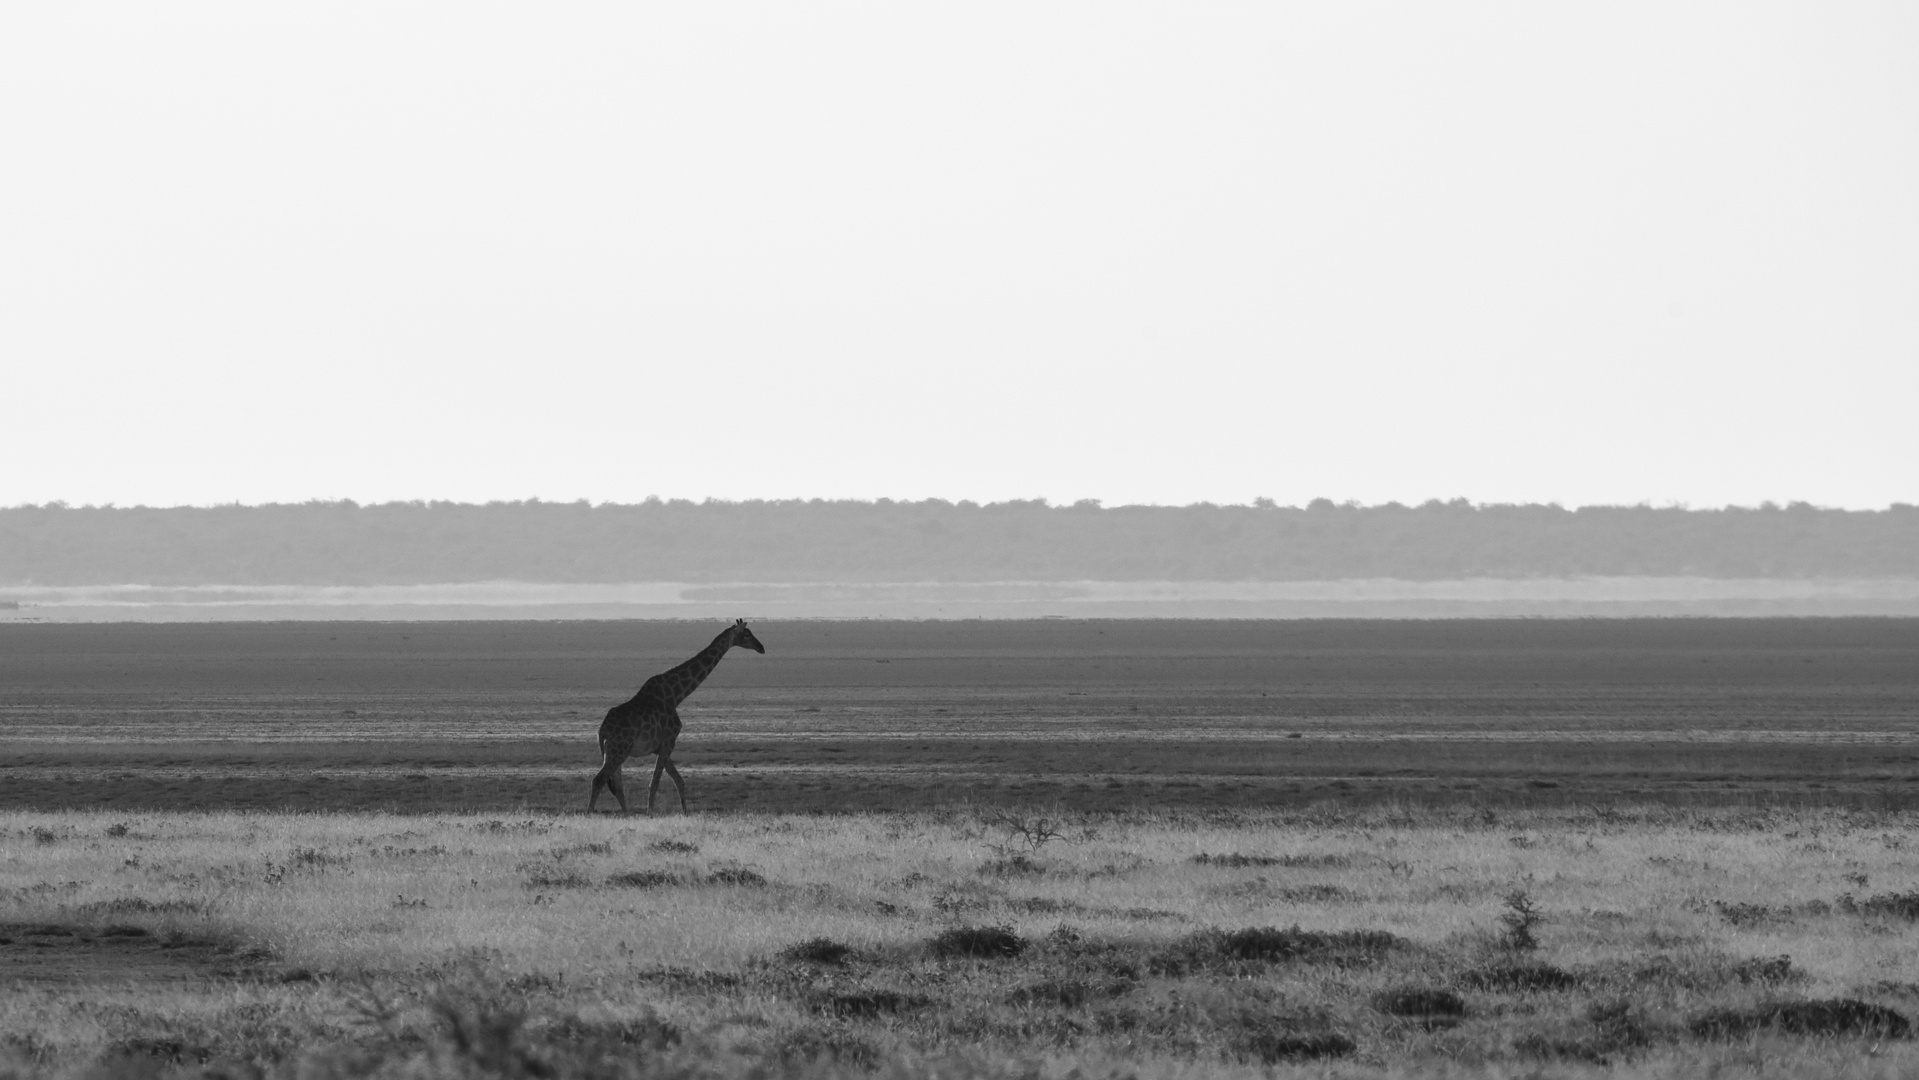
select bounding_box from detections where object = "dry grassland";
[9,805,1919,1078]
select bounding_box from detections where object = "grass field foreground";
[8,805,1919,1078]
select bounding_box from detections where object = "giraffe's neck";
[658,630,734,707]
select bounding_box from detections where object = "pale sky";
[2,3,1914,510]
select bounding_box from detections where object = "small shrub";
[104,822,132,838]
[649,839,700,855]
[1690,999,1910,1039]
[426,987,550,1077]
[607,870,683,889]
[704,868,768,887]
[985,810,1066,853]
[930,924,1025,959]
[981,855,1045,877]
[1499,890,1543,951]
[785,938,853,965]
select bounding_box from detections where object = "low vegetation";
[6,804,1919,1078]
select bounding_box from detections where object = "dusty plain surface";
[3,618,1918,814]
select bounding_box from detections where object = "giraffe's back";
[598,676,680,759]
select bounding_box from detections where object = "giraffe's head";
[728,618,766,654]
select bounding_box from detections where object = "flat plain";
[7,618,1919,1079]
[4,618,1919,813]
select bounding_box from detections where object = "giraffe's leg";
[662,758,688,813]
[590,761,609,811]
[647,754,668,813]
[591,757,630,813]
[606,763,630,813]
[592,731,633,813]
[593,724,639,813]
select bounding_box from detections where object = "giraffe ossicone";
[589,619,766,814]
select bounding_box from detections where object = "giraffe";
[589,619,766,813]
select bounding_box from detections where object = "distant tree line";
[1,498,1916,585]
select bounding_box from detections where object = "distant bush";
[785,938,854,965]
[10,498,1916,586]
[929,924,1025,959]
